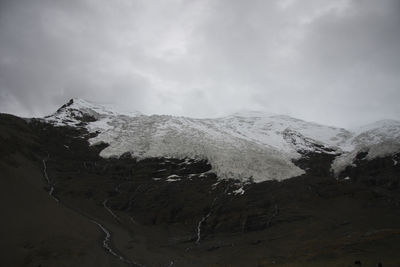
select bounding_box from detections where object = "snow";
[45,99,400,181]
[44,98,141,127]
[84,113,310,182]
[67,98,142,117]
[83,109,355,182]
[166,175,181,182]
[166,178,180,182]
[332,142,400,176]
[233,187,245,195]
[331,120,400,176]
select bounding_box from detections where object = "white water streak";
[42,157,59,202]
[196,184,231,244]
[103,199,120,221]
[42,156,143,266]
[91,218,145,266]
[91,220,135,265]
[196,212,211,244]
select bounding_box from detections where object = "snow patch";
[233,187,245,195]
[166,174,181,182]
[332,142,400,176]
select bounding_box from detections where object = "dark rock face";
[2,113,400,266]
[338,151,400,205]
[56,98,74,112]
[282,128,338,154]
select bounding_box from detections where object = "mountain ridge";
[44,98,400,182]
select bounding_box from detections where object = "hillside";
[1,99,400,266]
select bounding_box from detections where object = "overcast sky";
[1,0,399,128]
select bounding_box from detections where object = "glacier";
[45,99,400,182]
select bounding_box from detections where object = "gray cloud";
[0,0,399,127]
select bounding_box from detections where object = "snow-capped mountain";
[45,99,400,182]
[332,119,400,174]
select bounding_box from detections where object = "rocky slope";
[1,99,400,266]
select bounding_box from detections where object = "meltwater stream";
[42,155,59,203]
[41,155,142,266]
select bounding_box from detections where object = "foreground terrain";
[1,112,400,266]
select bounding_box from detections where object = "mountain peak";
[60,98,142,117]
[45,98,141,127]
[60,98,141,115]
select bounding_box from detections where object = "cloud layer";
[1,0,399,127]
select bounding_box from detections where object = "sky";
[0,0,399,128]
